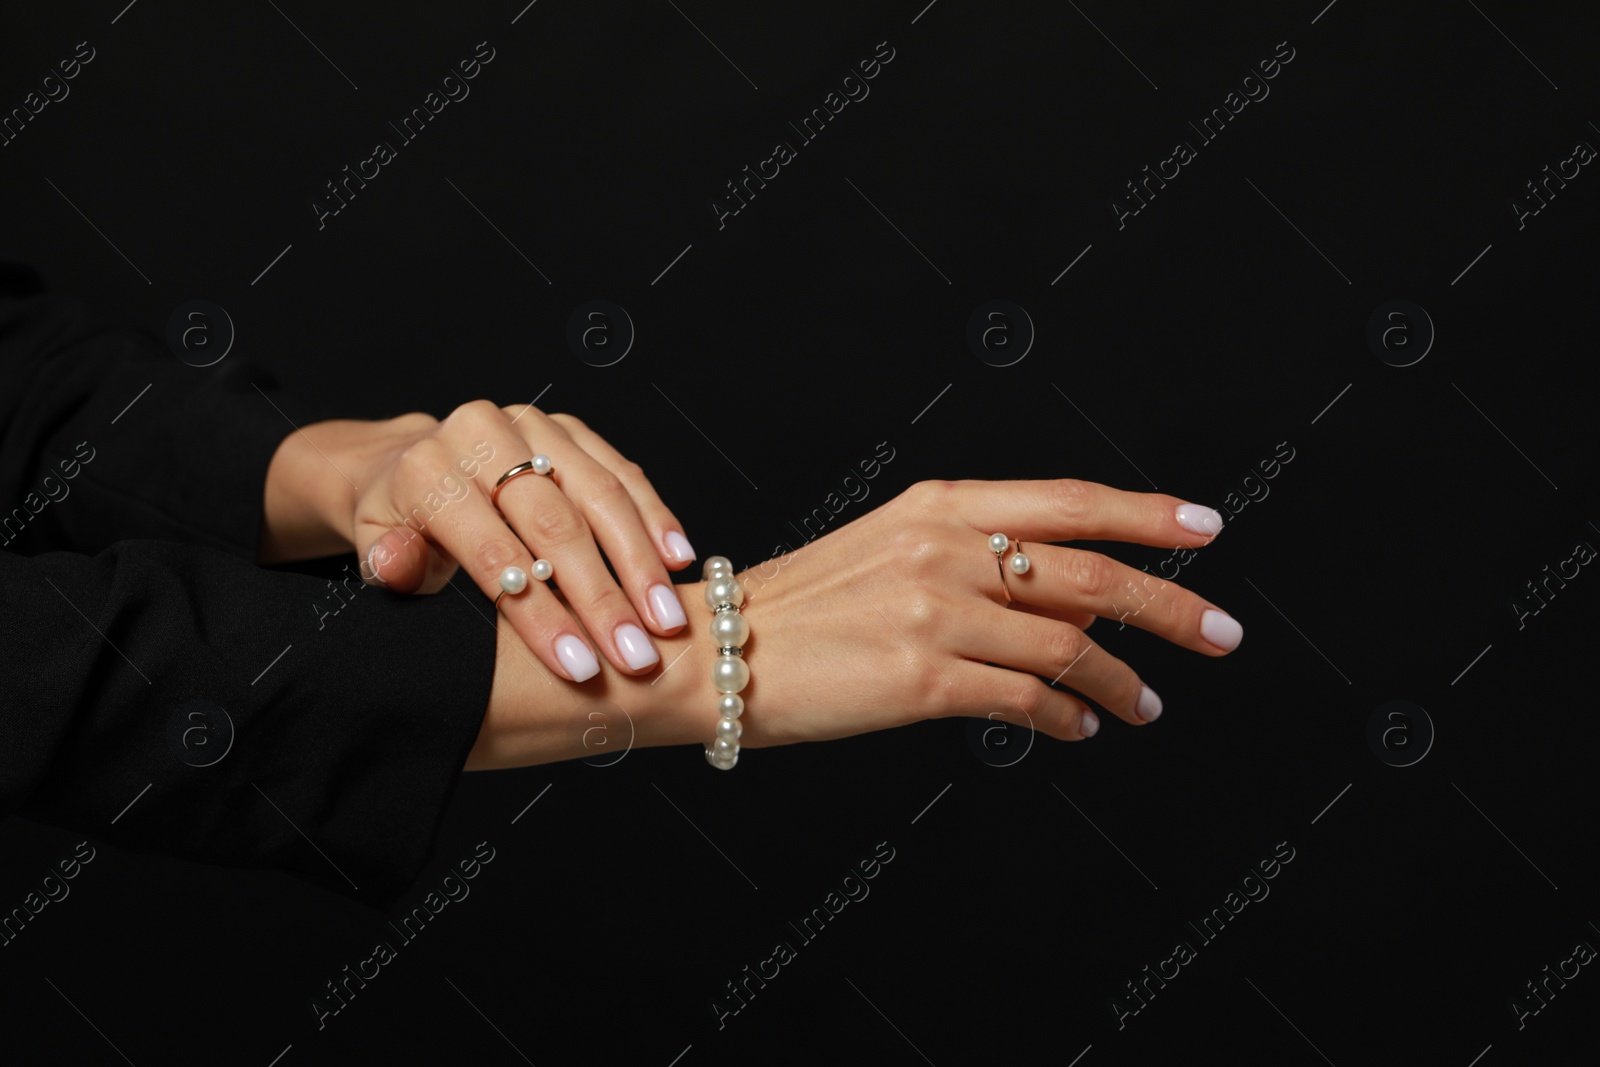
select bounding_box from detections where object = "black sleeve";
[0,261,323,560]
[0,264,497,908]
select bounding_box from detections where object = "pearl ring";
[987,532,1030,603]
[490,455,553,511]
[494,561,553,608]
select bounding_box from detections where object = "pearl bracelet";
[701,555,747,771]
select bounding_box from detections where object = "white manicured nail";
[1201,609,1243,652]
[664,531,696,563]
[649,583,687,630]
[1176,504,1224,536]
[556,635,600,682]
[1080,710,1100,738]
[614,623,659,670]
[1137,684,1163,723]
[365,542,388,586]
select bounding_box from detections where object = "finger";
[434,402,662,675]
[512,410,689,634]
[994,541,1242,655]
[956,606,1163,727]
[931,478,1227,549]
[1013,601,1097,633]
[543,411,697,570]
[489,455,664,675]
[937,659,1100,741]
[423,477,607,683]
[362,526,433,593]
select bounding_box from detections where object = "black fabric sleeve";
[2,539,498,909]
[0,264,498,908]
[0,261,324,560]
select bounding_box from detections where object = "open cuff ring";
[987,532,1031,603]
[490,455,553,511]
[493,561,554,608]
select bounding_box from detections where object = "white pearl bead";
[713,737,738,757]
[711,751,738,770]
[1009,552,1031,575]
[702,555,733,580]
[711,611,749,647]
[531,454,552,475]
[712,654,750,694]
[704,576,744,610]
[718,694,744,719]
[989,532,1010,554]
[716,717,743,741]
[531,559,554,582]
[499,566,528,595]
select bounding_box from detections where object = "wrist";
[260,421,357,562]
[259,415,423,563]
[469,580,714,771]
[634,580,716,750]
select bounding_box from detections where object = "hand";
[261,402,698,681]
[465,478,1242,770]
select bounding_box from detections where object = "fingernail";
[555,635,601,682]
[648,583,687,630]
[1176,504,1224,537]
[365,543,388,586]
[664,531,696,563]
[1137,684,1163,723]
[1080,709,1100,738]
[614,623,660,670]
[1201,609,1243,652]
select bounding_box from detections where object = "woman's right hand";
[468,478,1242,770]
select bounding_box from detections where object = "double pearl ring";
[491,455,556,609]
[988,532,1031,602]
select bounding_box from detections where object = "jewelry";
[988,533,1030,601]
[700,555,747,770]
[490,455,553,510]
[493,561,553,609]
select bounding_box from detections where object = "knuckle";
[1065,551,1114,597]
[444,398,503,433]
[1045,626,1086,675]
[395,438,447,485]
[616,458,645,481]
[530,500,588,545]
[902,478,954,512]
[899,591,939,633]
[549,412,587,433]
[903,649,948,710]
[1046,478,1093,519]
[394,411,439,434]
[1007,680,1043,721]
[891,522,945,573]
[582,470,628,507]
[475,537,522,576]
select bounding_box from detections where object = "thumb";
[359,526,432,593]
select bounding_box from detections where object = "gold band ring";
[491,455,553,510]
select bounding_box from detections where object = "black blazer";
[0,263,495,908]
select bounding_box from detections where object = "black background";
[3,1,1598,1063]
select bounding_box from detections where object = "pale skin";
[467,477,1244,771]
[260,403,698,682]
[259,409,1242,770]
